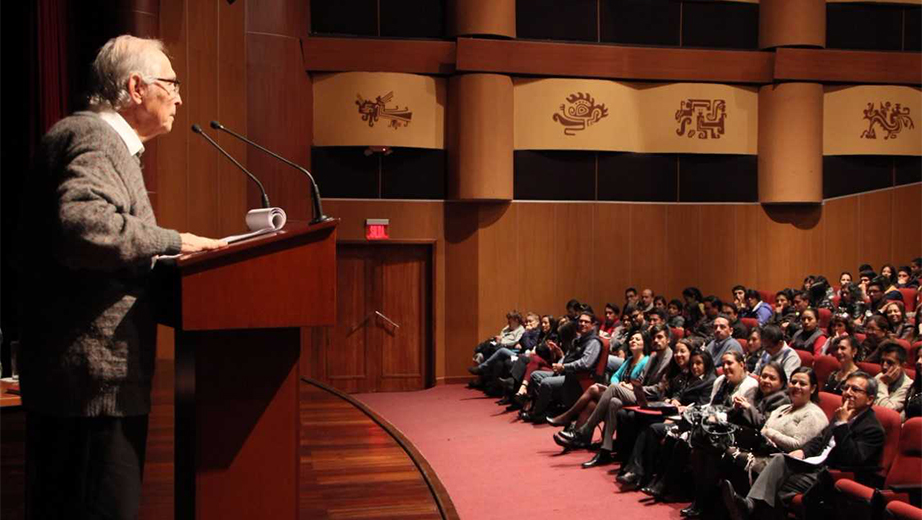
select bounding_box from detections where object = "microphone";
[191,124,270,209]
[209,120,331,224]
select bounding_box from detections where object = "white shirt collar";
[96,110,145,157]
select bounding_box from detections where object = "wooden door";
[316,244,431,393]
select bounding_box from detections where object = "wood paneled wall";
[319,185,920,380]
[155,0,311,358]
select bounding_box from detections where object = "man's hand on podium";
[180,233,228,254]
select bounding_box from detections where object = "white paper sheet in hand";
[223,207,287,243]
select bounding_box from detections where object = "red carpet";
[355,385,688,520]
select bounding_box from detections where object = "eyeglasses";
[577,319,592,325]
[149,77,181,95]
[842,384,868,394]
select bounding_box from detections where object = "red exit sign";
[365,219,390,240]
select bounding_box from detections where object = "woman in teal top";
[611,330,650,384]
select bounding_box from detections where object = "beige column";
[448,74,514,201]
[759,0,826,49]
[758,83,824,204]
[448,0,515,39]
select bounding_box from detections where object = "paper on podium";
[223,207,287,243]
[154,207,287,264]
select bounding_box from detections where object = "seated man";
[744,289,774,326]
[553,324,673,463]
[521,311,601,422]
[721,302,750,340]
[722,371,885,520]
[874,341,914,412]
[706,315,743,364]
[692,295,722,339]
[753,324,801,379]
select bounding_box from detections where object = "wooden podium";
[156,220,337,520]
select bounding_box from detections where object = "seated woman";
[743,327,764,373]
[882,301,914,341]
[607,346,715,474]
[678,362,792,517]
[552,325,673,455]
[616,351,756,491]
[712,368,829,517]
[585,337,714,469]
[835,282,867,327]
[836,272,853,298]
[504,321,575,409]
[823,335,860,394]
[860,315,893,363]
[789,308,827,356]
[471,310,525,365]
[546,329,652,432]
[818,315,855,355]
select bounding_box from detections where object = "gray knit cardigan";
[17,111,182,417]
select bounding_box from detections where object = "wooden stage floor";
[0,362,449,520]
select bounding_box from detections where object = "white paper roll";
[245,207,287,231]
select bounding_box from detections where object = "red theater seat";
[795,349,815,368]
[818,308,833,329]
[898,288,918,313]
[790,407,903,518]
[835,417,922,520]
[887,501,922,520]
[813,355,841,388]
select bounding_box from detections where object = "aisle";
[355,385,687,520]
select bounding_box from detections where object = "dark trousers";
[26,412,150,520]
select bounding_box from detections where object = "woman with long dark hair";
[614,349,717,487]
[824,335,860,394]
[882,301,914,341]
[678,362,793,517]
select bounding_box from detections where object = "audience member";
[861,315,892,363]
[874,342,913,412]
[744,289,773,326]
[903,348,922,421]
[896,265,918,288]
[789,308,827,356]
[553,325,673,458]
[705,315,743,365]
[743,327,765,373]
[681,362,790,516]
[667,299,686,329]
[721,302,749,340]
[882,301,913,341]
[753,324,801,379]
[722,372,885,520]
[471,310,525,364]
[818,315,855,355]
[823,335,860,394]
[640,288,655,313]
[520,312,601,423]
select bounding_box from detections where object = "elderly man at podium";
[16,35,225,519]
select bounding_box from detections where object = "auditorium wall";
[321,187,921,382]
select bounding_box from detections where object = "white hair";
[87,35,167,112]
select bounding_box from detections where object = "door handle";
[347,312,374,334]
[375,310,400,329]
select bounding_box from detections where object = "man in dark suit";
[722,371,885,520]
